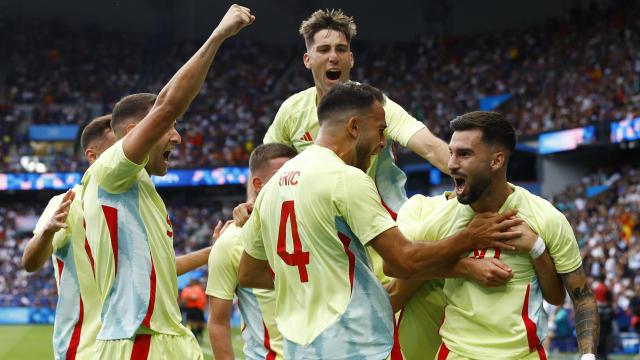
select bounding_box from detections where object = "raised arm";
[560,267,599,357]
[406,128,451,175]
[123,5,255,164]
[22,190,75,272]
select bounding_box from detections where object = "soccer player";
[409,111,597,359]
[264,9,449,218]
[390,190,567,360]
[207,143,297,360]
[81,5,254,358]
[22,115,116,360]
[237,83,524,359]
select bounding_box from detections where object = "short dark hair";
[317,82,385,125]
[450,111,516,153]
[80,114,112,151]
[111,93,157,137]
[299,9,357,48]
[249,143,297,173]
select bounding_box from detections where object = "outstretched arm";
[123,5,255,164]
[406,128,451,175]
[22,190,75,272]
[560,266,599,356]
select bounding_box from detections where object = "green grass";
[1,325,638,360]
[0,325,245,360]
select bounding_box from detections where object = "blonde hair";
[299,9,357,48]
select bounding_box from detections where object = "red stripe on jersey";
[380,199,398,220]
[84,239,95,277]
[306,131,313,141]
[391,309,405,360]
[437,342,450,360]
[522,283,541,351]
[101,205,119,273]
[130,334,151,360]
[141,258,157,328]
[536,344,548,360]
[65,296,84,360]
[56,258,64,283]
[337,232,355,291]
[263,322,277,360]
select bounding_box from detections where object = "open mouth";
[453,176,466,195]
[163,150,171,162]
[326,69,341,81]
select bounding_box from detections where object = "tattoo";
[560,266,599,354]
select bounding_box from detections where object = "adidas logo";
[299,131,313,142]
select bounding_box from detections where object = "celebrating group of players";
[21,4,601,360]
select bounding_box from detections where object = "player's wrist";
[579,354,596,360]
[529,237,546,259]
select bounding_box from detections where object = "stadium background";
[1,0,640,358]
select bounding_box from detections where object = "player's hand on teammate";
[43,189,75,234]
[213,4,255,39]
[463,209,523,251]
[211,220,234,245]
[233,202,253,227]
[503,222,538,252]
[467,257,513,287]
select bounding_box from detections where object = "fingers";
[62,189,76,202]
[221,220,234,232]
[488,258,512,273]
[56,199,73,214]
[490,241,516,251]
[493,218,524,231]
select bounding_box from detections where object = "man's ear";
[85,148,97,164]
[125,122,137,135]
[491,151,506,171]
[252,176,263,193]
[303,52,311,70]
[346,116,359,138]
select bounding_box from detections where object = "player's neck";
[315,130,355,166]
[470,180,513,213]
[315,86,325,105]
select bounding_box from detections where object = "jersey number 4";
[277,201,310,282]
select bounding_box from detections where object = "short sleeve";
[263,102,292,145]
[383,96,426,147]
[336,168,397,245]
[206,227,242,300]
[88,139,148,194]
[541,210,583,274]
[240,203,267,261]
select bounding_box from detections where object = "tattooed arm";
[560,266,599,355]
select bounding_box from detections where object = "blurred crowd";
[0,198,234,309]
[546,165,640,353]
[3,1,640,172]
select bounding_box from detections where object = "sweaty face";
[146,123,181,176]
[304,30,354,98]
[354,102,387,172]
[448,129,493,205]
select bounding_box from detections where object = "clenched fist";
[213,4,255,39]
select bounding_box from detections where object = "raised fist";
[214,4,255,39]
